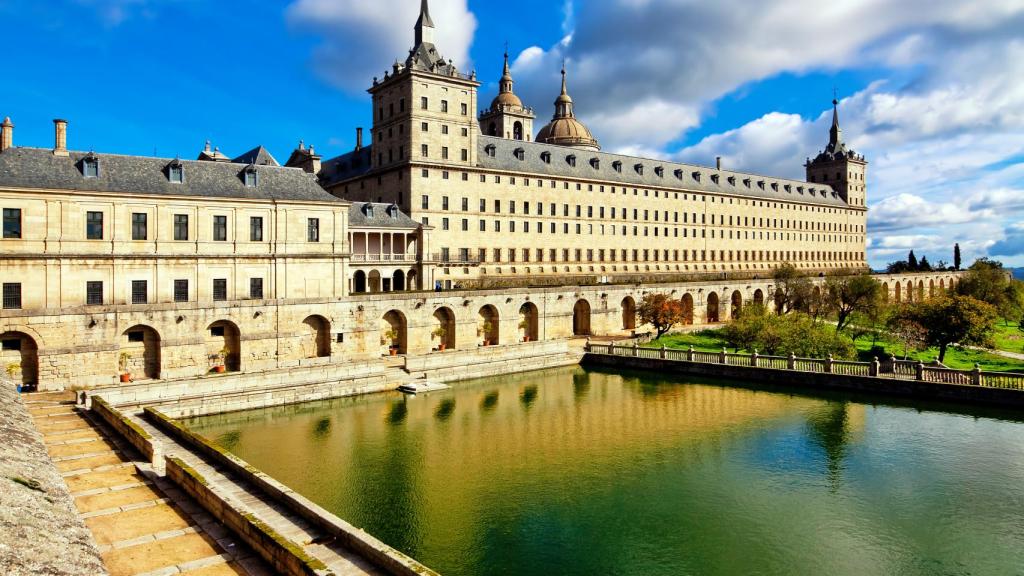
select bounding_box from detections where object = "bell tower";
[478,52,535,141]
[805,98,867,207]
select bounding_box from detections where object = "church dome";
[535,67,600,151]
[491,90,523,110]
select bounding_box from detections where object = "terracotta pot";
[214,365,226,374]
[439,344,447,352]
[483,340,490,347]
[523,336,530,343]
[120,374,131,383]
[389,348,398,356]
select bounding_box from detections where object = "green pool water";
[184,367,1024,576]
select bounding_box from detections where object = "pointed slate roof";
[233,146,280,167]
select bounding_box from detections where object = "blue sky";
[3,0,1023,269]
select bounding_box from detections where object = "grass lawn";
[646,327,1024,373]
[992,320,1024,355]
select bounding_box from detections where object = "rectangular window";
[441,100,448,113]
[250,217,263,242]
[86,281,103,305]
[441,248,450,262]
[250,278,264,299]
[84,211,104,240]
[421,144,429,157]
[131,280,147,304]
[174,214,189,241]
[213,215,228,241]
[443,196,449,210]
[213,279,227,301]
[421,97,428,110]
[173,279,189,303]
[461,103,468,115]
[442,147,449,160]
[442,218,449,231]
[131,213,147,240]
[2,283,21,309]
[307,218,320,242]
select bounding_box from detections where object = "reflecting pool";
[184,367,1024,576]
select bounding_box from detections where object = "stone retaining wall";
[90,396,161,464]
[582,353,1024,408]
[165,456,332,576]
[0,382,107,576]
[148,409,438,576]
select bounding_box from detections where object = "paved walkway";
[131,412,385,576]
[27,392,273,576]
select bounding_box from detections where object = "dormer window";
[634,163,643,175]
[364,204,375,218]
[513,148,525,161]
[784,184,792,193]
[771,182,779,192]
[169,165,184,183]
[757,180,764,190]
[743,178,751,188]
[242,166,258,187]
[540,151,551,164]
[590,158,600,169]
[484,144,496,158]
[612,161,622,173]
[710,174,719,184]
[797,186,805,194]
[82,156,99,178]
[674,169,684,180]
[654,166,664,177]
[727,176,736,186]
[692,171,701,182]
[387,204,399,218]
[566,155,576,167]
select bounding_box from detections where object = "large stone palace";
[0,0,956,392]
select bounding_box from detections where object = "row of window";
[435,248,864,265]
[376,97,470,121]
[418,169,857,215]
[419,196,862,232]
[0,278,267,310]
[1,209,320,243]
[76,156,260,187]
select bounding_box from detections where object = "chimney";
[716,156,721,170]
[0,117,12,153]
[53,119,69,156]
[308,144,321,175]
[355,127,363,151]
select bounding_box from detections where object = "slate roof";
[319,147,373,188]
[477,136,849,207]
[348,202,420,229]
[232,145,280,167]
[0,147,342,203]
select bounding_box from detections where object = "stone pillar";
[751,350,759,368]
[972,363,982,386]
[687,345,694,362]
[915,361,925,381]
[660,345,667,360]
[788,353,796,370]
[720,347,727,364]
[825,354,833,374]
[871,357,880,377]
[632,342,638,357]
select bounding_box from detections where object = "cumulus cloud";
[990,223,1024,258]
[869,194,992,231]
[287,0,477,93]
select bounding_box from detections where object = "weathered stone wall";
[1,271,962,392]
[0,382,107,576]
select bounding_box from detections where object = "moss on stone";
[240,511,331,572]
[93,396,152,441]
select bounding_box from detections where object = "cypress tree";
[908,250,919,271]
[954,244,962,271]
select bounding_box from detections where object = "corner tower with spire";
[805,98,868,208]
[479,52,535,140]
[366,0,481,176]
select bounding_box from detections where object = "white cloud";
[869,194,992,231]
[287,0,477,93]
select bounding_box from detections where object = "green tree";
[723,306,855,359]
[638,293,687,338]
[956,258,1013,316]
[886,308,928,360]
[773,263,813,314]
[918,255,933,272]
[824,273,883,333]
[894,295,997,363]
[954,243,962,271]
[908,250,919,271]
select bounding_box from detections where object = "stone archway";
[207,320,241,372]
[478,305,499,346]
[519,302,539,342]
[393,270,406,292]
[353,270,367,293]
[1,332,39,391]
[681,294,694,325]
[918,280,925,301]
[407,269,418,291]
[121,325,161,380]
[929,279,935,298]
[382,310,408,355]
[513,121,524,141]
[368,270,382,293]
[753,289,764,307]
[895,282,902,303]
[731,290,742,319]
[882,282,890,303]
[621,296,637,331]
[939,278,945,292]
[301,315,331,358]
[433,307,456,351]
[707,292,720,323]
[573,299,592,336]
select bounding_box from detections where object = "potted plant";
[212,347,228,373]
[519,319,530,342]
[118,353,132,383]
[481,321,493,346]
[383,329,399,356]
[432,326,447,351]
[6,362,22,393]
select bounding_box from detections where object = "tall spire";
[554,65,574,118]
[828,98,844,153]
[500,51,513,92]
[415,0,435,46]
